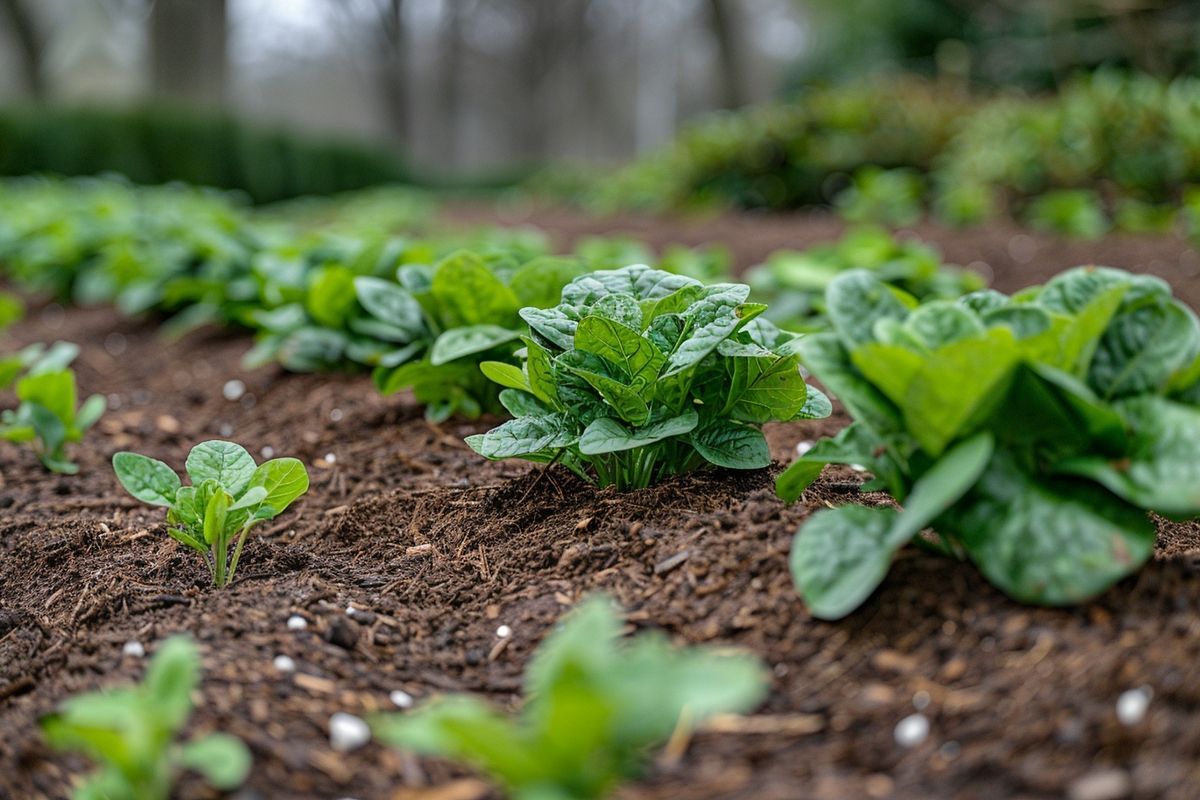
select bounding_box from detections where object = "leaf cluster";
[747,226,984,332]
[468,265,831,490]
[113,441,309,587]
[373,596,766,800]
[0,341,104,473]
[779,266,1200,618]
[41,636,250,800]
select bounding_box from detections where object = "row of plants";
[0,177,979,436]
[25,259,1200,799]
[555,71,1200,239]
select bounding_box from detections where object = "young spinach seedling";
[113,440,309,587]
[373,595,767,800]
[41,636,250,800]
[0,341,104,474]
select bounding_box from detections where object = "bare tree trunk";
[707,0,748,109]
[376,0,409,148]
[437,0,465,168]
[0,0,45,99]
[150,0,228,107]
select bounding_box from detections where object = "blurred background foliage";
[0,0,1197,214]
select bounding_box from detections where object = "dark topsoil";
[2,210,1200,800]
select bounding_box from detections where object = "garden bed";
[3,214,1200,800]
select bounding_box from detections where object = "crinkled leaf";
[826,270,912,349]
[690,419,770,469]
[791,505,899,620]
[574,316,664,386]
[466,414,576,459]
[946,453,1156,605]
[1057,396,1200,517]
[186,441,256,496]
[353,276,427,338]
[247,458,310,518]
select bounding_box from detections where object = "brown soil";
[2,211,1200,800]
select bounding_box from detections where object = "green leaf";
[480,361,531,392]
[520,306,578,350]
[247,457,310,518]
[431,251,521,327]
[574,316,664,385]
[902,301,985,348]
[113,453,181,507]
[179,734,252,789]
[203,488,230,546]
[946,453,1156,605]
[144,636,199,729]
[796,333,902,436]
[17,370,76,424]
[794,385,832,420]
[186,441,257,496]
[689,419,770,469]
[306,265,358,328]
[354,276,427,337]
[1057,396,1200,517]
[725,354,809,423]
[791,505,899,620]
[853,328,1020,456]
[430,325,521,366]
[466,415,577,459]
[789,433,993,619]
[1088,299,1200,400]
[663,284,750,376]
[578,410,699,455]
[826,270,912,348]
[523,336,559,406]
[509,257,589,309]
[76,394,106,433]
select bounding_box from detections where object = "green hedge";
[0,106,411,204]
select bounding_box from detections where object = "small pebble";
[1116,686,1152,726]
[850,463,867,472]
[912,690,931,711]
[894,713,929,748]
[287,615,308,631]
[330,408,344,422]
[324,452,337,465]
[329,712,371,752]
[390,690,414,709]
[122,641,145,658]
[273,655,296,672]
[795,440,814,457]
[261,446,275,459]
[496,624,512,638]
[219,423,234,437]
[222,380,246,401]
[345,605,357,617]
[1067,768,1133,800]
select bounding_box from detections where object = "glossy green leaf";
[429,325,520,366]
[353,276,426,338]
[466,414,576,459]
[578,410,699,455]
[113,453,181,507]
[690,419,770,469]
[186,441,256,495]
[947,453,1156,605]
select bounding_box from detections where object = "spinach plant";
[42,636,250,800]
[778,266,1200,618]
[362,250,587,422]
[373,596,766,800]
[113,441,309,587]
[0,342,104,474]
[467,265,831,490]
